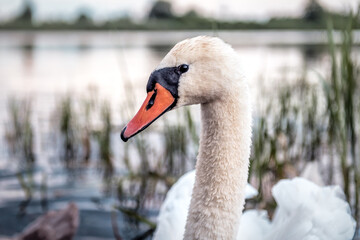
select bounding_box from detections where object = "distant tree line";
[1,0,359,30]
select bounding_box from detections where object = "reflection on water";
[0,31,359,239]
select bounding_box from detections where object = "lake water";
[0,30,359,239]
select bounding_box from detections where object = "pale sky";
[0,0,359,23]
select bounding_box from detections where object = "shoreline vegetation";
[1,0,359,31]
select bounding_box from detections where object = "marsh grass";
[58,95,78,168]
[163,118,188,176]
[248,13,360,228]
[4,97,38,214]
[325,13,360,222]
[5,98,35,165]
[96,100,114,194]
[97,101,113,168]
[80,85,98,163]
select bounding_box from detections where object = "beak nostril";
[146,89,157,110]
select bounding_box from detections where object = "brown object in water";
[16,203,79,240]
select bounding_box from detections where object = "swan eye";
[178,64,189,74]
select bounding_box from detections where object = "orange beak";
[121,83,176,141]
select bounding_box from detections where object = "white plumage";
[263,178,356,240]
[154,171,356,240]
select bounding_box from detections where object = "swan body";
[154,170,356,240]
[121,36,356,239]
[263,178,355,240]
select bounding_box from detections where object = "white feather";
[154,173,356,240]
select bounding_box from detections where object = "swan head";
[121,36,242,141]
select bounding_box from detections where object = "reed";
[5,97,35,165]
[80,85,98,163]
[162,119,187,177]
[98,100,113,172]
[58,95,78,167]
[97,100,114,194]
[325,13,360,222]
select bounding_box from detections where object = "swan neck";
[184,85,252,239]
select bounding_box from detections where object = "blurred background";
[0,0,360,239]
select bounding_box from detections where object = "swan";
[120,36,356,239]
